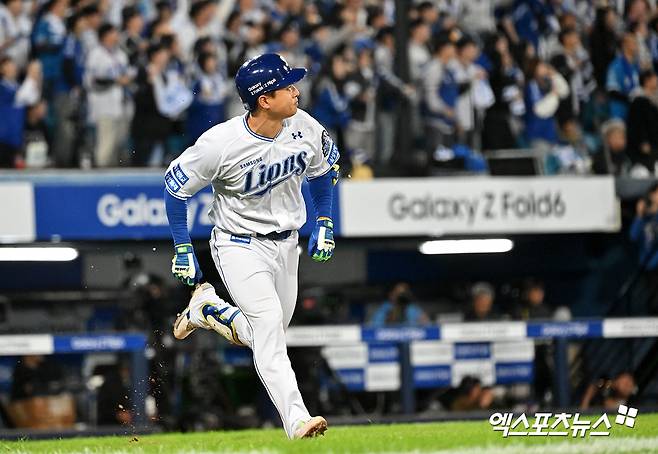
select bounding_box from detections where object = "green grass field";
[2,413,658,454]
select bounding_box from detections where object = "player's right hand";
[171,243,203,286]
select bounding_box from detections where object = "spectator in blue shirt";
[509,0,558,53]
[369,282,430,327]
[31,0,67,103]
[303,23,328,75]
[523,57,569,148]
[186,52,227,144]
[0,58,41,167]
[311,47,352,163]
[606,32,640,120]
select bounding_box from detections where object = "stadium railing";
[1,317,656,434]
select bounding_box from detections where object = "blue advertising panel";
[495,362,534,384]
[34,179,340,241]
[35,184,210,240]
[454,342,491,360]
[413,365,452,388]
[53,334,146,353]
[526,321,603,339]
[335,368,365,391]
[361,326,441,343]
[368,344,399,363]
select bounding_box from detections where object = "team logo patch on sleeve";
[321,130,333,158]
[165,171,181,193]
[322,129,340,166]
[173,164,189,185]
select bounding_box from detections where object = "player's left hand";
[171,243,203,286]
[308,218,335,262]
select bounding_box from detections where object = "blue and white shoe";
[173,282,244,346]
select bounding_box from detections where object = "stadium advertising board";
[0,335,53,355]
[31,180,326,240]
[340,177,619,236]
[33,184,213,240]
[321,340,535,391]
[1,175,618,241]
[0,183,35,242]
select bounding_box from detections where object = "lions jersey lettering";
[165,109,337,236]
[243,151,307,195]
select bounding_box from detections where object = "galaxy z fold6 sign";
[339,177,619,236]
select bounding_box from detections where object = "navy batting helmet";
[235,53,307,111]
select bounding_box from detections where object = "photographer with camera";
[580,372,637,411]
[630,183,658,313]
[369,282,430,327]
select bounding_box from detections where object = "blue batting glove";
[171,243,203,286]
[308,218,335,262]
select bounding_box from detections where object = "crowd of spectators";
[0,0,658,176]
[367,278,560,327]
[364,279,645,412]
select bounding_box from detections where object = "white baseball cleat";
[293,416,328,439]
[173,282,244,346]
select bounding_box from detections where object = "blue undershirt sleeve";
[308,170,334,220]
[164,189,191,246]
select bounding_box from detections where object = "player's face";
[265,84,300,119]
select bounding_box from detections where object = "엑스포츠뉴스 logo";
[489,405,639,437]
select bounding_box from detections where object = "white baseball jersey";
[166,108,339,438]
[165,109,339,235]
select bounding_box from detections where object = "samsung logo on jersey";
[240,157,263,169]
[243,151,307,196]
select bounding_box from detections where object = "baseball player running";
[164,53,339,439]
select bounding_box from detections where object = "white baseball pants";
[209,228,310,438]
